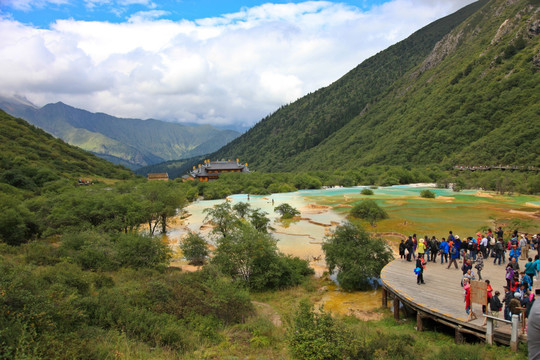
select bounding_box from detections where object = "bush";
[288,301,365,360]
[115,233,171,269]
[323,222,394,291]
[350,199,388,226]
[420,189,436,198]
[179,232,209,265]
[361,188,374,195]
[274,203,300,219]
[212,224,312,291]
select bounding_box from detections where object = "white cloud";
[2,0,69,11]
[0,0,475,129]
[128,10,169,22]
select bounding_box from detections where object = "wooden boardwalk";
[381,255,529,346]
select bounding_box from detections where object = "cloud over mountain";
[0,0,474,128]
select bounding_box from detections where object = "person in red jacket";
[464,278,477,321]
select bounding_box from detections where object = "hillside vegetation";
[206,0,538,171]
[0,100,240,169]
[0,110,132,189]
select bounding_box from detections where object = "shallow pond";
[168,185,539,257]
[166,185,539,314]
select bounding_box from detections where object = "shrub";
[350,199,388,226]
[288,301,365,360]
[274,203,300,219]
[361,188,374,195]
[323,222,394,291]
[420,189,436,198]
[179,232,209,266]
[115,233,171,269]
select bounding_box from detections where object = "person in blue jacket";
[448,243,460,269]
[509,245,521,263]
[440,238,449,264]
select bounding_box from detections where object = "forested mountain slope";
[0,100,240,169]
[209,0,539,172]
[0,110,132,191]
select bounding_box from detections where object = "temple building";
[190,159,249,181]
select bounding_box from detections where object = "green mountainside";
[205,0,539,172]
[0,100,240,169]
[0,109,133,190]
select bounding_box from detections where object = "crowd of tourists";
[399,228,540,327]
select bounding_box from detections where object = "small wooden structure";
[147,173,169,181]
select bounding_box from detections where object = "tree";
[203,202,240,237]
[180,232,209,265]
[322,222,394,291]
[350,199,388,226]
[232,202,251,219]
[211,223,312,291]
[211,224,279,287]
[249,208,271,233]
[139,181,186,235]
[274,203,300,219]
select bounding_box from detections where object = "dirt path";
[252,301,282,327]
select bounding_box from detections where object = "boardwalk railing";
[484,314,519,351]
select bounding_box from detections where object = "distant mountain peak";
[0,100,240,170]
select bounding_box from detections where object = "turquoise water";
[168,185,540,260]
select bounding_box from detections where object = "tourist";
[505,264,515,289]
[525,257,536,286]
[415,257,425,285]
[454,234,462,260]
[463,278,477,321]
[521,272,532,291]
[462,269,475,287]
[510,256,520,272]
[417,237,426,259]
[509,245,521,264]
[488,232,496,258]
[520,234,529,260]
[447,242,459,269]
[509,292,522,321]
[496,226,504,243]
[405,236,413,262]
[493,238,504,265]
[480,233,489,258]
[490,290,502,323]
[448,230,456,245]
[424,235,431,261]
[503,286,513,321]
[469,235,478,261]
[475,252,484,280]
[399,239,406,260]
[482,279,494,326]
[510,273,520,292]
[440,237,449,264]
[461,259,472,275]
[430,236,439,263]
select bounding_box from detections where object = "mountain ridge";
[0,99,241,169]
[205,0,539,172]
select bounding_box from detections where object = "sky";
[0,0,476,130]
